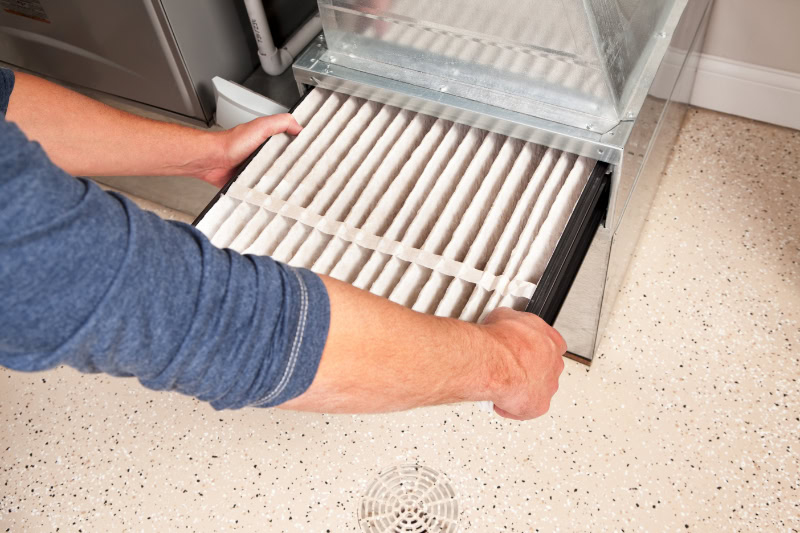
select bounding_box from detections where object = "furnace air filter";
[196,89,595,322]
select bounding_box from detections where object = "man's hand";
[479,308,566,420]
[197,114,302,187]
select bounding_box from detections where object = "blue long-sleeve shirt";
[0,68,329,409]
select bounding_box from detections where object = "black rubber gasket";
[526,161,611,327]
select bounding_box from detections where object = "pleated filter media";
[197,89,595,322]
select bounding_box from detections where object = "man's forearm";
[6,71,221,178]
[5,71,301,186]
[280,276,491,413]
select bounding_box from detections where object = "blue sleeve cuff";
[237,266,329,409]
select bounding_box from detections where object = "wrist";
[190,130,229,182]
[457,321,511,404]
[471,322,518,405]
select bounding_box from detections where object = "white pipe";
[243,0,322,76]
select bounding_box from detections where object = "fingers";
[235,114,303,146]
[494,402,551,421]
[493,405,528,421]
[257,113,303,137]
[548,326,568,355]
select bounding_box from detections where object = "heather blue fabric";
[0,68,11,114]
[0,68,330,409]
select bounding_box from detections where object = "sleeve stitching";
[251,268,309,406]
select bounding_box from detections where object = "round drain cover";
[358,464,459,532]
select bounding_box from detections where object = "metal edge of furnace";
[545,0,714,362]
[292,34,625,165]
[590,0,715,360]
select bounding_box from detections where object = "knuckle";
[553,332,567,353]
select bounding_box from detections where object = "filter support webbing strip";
[224,182,538,300]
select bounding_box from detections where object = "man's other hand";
[199,114,303,188]
[480,308,566,421]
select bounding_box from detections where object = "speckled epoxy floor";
[1,108,798,532]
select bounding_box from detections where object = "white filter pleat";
[458,147,559,321]
[443,137,523,261]
[368,127,485,299]
[196,89,597,324]
[379,128,488,303]
[268,96,365,199]
[436,142,542,318]
[284,109,413,264]
[209,202,260,249]
[477,151,575,318]
[254,91,348,194]
[497,156,593,308]
[228,208,275,252]
[352,123,468,291]
[220,95,357,252]
[389,263,434,308]
[397,132,503,309]
[196,195,238,236]
[461,143,545,271]
[278,101,380,206]
[329,118,449,282]
[415,136,521,315]
[286,230,332,269]
[366,254,409,299]
[313,112,433,275]
[254,104,400,259]
[405,129,493,250]
[209,91,345,248]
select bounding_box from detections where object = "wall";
[702,0,800,73]
[691,0,800,130]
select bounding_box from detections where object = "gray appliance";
[0,0,307,123]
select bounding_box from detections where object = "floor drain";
[358,464,459,532]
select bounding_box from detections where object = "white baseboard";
[690,54,800,130]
